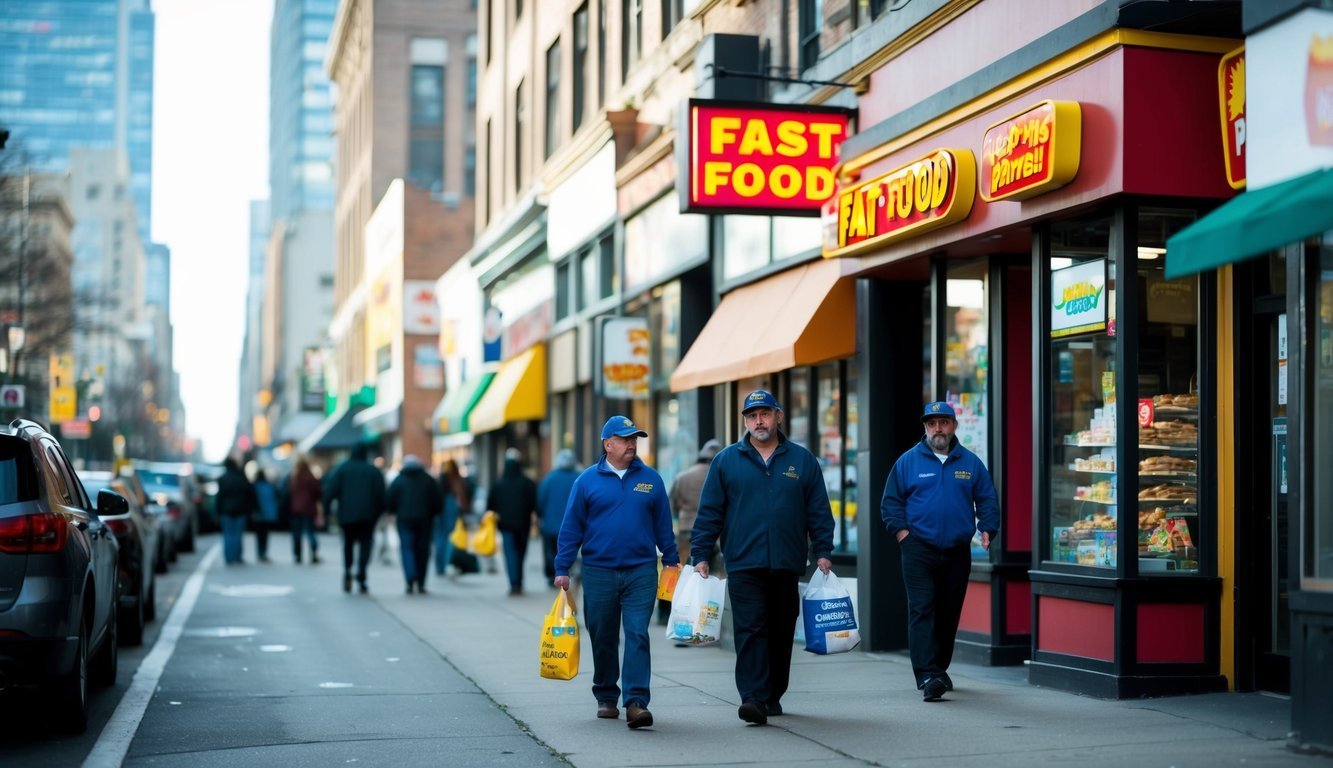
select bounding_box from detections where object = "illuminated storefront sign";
[980,100,1081,202]
[681,99,852,215]
[1050,259,1107,338]
[1218,47,1246,189]
[823,148,976,258]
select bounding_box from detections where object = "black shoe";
[941,672,954,691]
[765,701,783,716]
[922,677,947,702]
[416,582,427,595]
[311,554,321,564]
[406,584,415,594]
[358,582,369,594]
[343,574,352,593]
[738,700,767,725]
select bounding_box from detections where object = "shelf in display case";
[1065,439,1115,447]
[1138,443,1198,452]
[1073,497,1117,506]
[1069,466,1116,475]
[1139,470,1197,479]
[1152,405,1199,417]
[1137,496,1197,504]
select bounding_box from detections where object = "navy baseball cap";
[742,389,782,413]
[920,401,957,422]
[601,415,648,440]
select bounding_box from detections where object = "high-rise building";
[0,0,157,243]
[269,0,336,220]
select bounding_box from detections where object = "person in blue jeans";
[554,415,679,730]
[214,457,257,565]
[880,401,999,702]
[433,458,475,576]
[537,449,580,585]
[488,448,538,595]
[387,455,441,594]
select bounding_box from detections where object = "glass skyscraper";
[269,0,336,219]
[0,0,156,242]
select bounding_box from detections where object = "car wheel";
[51,613,89,734]
[120,594,145,647]
[145,576,157,622]
[91,602,118,687]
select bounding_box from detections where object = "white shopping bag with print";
[665,567,726,646]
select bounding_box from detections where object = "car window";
[41,443,77,507]
[137,469,183,492]
[0,438,39,505]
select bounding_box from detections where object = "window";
[410,65,445,126]
[661,0,682,39]
[946,260,992,560]
[464,142,476,197]
[1313,233,1333,586]
[798,0,823,71]
[573,4,588,132]
[556,259,573,319]
[621,0,642,79]
[514,80,527,191]
[545,40,561,159]
[579,247,596,311]
[598,232,616,299]
[484,0,492,64]
[409,39,447,193]
[598,0,607,106]
[515,0,524,20]
[466,36,478,107]
[483,118,492,222]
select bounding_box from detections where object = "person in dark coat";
[322,444,387,593]
[387,454,442,594]
[692,390,835,725]
[487,447,538,595]
[287,455,323,564]
[434,458,477,576]
[215,457,258,565]
[537,449,580,585]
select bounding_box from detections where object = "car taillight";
[166,502,182,520]
[0,511,70,554]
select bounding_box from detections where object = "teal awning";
[1166,167,1333,279]
[432,372,495,435]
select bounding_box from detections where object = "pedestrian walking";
[692,390,835,725]
[322,443,387,594]
[286,455,323,564]
[669,438,722,575]
[252,468,279,562]
[880,400,999,702]
[434,458,476,576]
[554,415,679,730]
[537,449,580,586]
[487,448,537,596]
[215,457,258,565]
[387,454,442,594]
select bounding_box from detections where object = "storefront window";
[844,362,859,555]
[1135,208,1200,575]
[787,371,811,450]
[946,261,990,559]
[655,390,697,491]
[817,363,857,554]
[1312,235,1333,586]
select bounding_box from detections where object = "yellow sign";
[49,386,76,424]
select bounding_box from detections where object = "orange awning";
[669,259,855,392]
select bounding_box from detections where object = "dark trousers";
[899,537,972,687]
[541,533,559,582]
[341,520,376,584]
[254,519,271,558]
[726,568,800,706]
[397,518,432,587]
[291,515,318,561]
[502,529,530,591]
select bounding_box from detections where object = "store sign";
[1050,259,1107,337]
[1218,46,1246,189]
[680,99,852,216]
[980,100,1081,201]
[1309,33,1333,146]
[599,317,650,399]
[823,149,976,258]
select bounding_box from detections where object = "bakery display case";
[1136,394,1200,573]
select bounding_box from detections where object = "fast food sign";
[1218,46,1246,189]
[980,100,1081,202]
[822,148,976,258]
[681,99,852,216]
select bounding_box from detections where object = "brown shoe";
[596,701,619,719]
[625,705,653,729]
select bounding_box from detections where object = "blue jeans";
[397,518,432,586]
[433,508,457,575]
[220,515,246,563]
[290,515,318,561]
[580,562,657,708]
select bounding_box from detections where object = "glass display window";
[945,260,991,559]
[1311,233,1333,588]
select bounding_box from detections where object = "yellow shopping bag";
[657,564,681,601]
[472,511,498,556]
[449,518,469,550]
[539,590,580,680]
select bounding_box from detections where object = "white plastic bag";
[802,569,860,655]
[666,567,726,646]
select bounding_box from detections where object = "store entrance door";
[1236,256,1291,693]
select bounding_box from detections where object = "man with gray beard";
[880,401,999,702]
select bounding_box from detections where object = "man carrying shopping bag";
[553,415,679,730]
[692,390,835,725]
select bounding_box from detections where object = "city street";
[0,531,1325,767]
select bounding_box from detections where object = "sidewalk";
[356,539,1321,767]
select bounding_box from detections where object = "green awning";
[432,372,494,435]
[1166,167,1333,279]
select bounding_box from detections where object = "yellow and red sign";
[980,100,1081,202]
[1218,46,1246,189]
[823,148,976,258]
[683,99,851,215]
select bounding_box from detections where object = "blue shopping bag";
[802,569,860,655]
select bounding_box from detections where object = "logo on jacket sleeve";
[783,465,799,479]
[633,482,654,494]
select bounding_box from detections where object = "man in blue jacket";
[880,401,999,702]
[554,416,679,730]
[692,390,835,726]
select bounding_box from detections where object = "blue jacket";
[537,468,579,536]
[322,457,387,526]
[554,456,679,576]
[690,433,835,573]
[880,437,1000,548]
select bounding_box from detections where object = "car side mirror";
[98,489,129,517]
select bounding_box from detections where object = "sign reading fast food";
[822,148,976,258]
[1218,46,1246,189]
[980,100,1081,202]
[680,99,852,216]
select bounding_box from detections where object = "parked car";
[0,419,121,733]
[77,470,159,646]
[192,462,224,533]
[133,461,200,554]
[115,469,173,572]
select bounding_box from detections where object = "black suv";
[0,419,123,733]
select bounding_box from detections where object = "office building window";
[598,0,607,106]
[621,0,642,79]
[516,0,524,20]
[573,4,588,132]
[661,0,681,39]
[514,79,527,191]
[466,35,478,107]
[409,39,447,193]
[545,40,561,159]
[799,0,822,70]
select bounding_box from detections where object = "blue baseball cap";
[921,401,957,422]
[601,415,648,440]
[742,389,782,413]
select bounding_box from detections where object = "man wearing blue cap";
[880,401,999,702]
[554,415,679,730]
[692,390,835,725]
